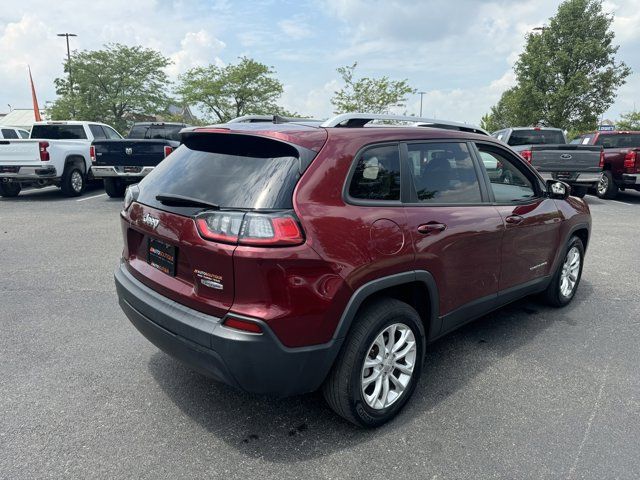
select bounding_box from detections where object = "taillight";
[195,210,304,247]
[520,150,532,163]
[163,146,173,158]
[39,141,50,162]
[599,149,605,169]
[89,145,96,163]
[222,317,263,334]
[623,150,638,173]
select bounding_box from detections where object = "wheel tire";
[543,236,584,308]
[104,178,127,198]
[571,186,587,198]
[323,298,425,428]
[61,166,85,197]
[596,171,618,199]
[0,182,21,197]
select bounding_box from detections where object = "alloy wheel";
[361,323,417,410]
[597,174,608,196]
[560,246,581,297]
[71,170,83,192]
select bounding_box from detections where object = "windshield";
[30,124,87,140]
[136,133,302,213]
[508,129,565,146]
[595,133,640,149]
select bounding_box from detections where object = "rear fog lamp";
[223,317,263,334]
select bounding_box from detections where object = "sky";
[1,0,639,125]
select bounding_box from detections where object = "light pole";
[418,91,426,117]
[57,33,77,118]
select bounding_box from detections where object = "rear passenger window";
[349,145,401,201]
[407,142,482,203]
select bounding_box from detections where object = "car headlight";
[123,184,139,211]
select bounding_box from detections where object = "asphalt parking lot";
[1,186,639,480]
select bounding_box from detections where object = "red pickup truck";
[572,131,640,199]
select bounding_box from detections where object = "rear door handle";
[417,222,447,235]
[505,215,524,225]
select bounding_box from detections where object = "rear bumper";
[538,172,600,184]
[114,261,339,396]
[0,165,57,180]
[91,166,155,178]
[621,174,640,186]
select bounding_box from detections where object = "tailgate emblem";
[560,153,572,160]
[142,213,160,230]
[125,147,133,155]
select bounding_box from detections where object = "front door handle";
[417,222,447,235]
[505,215,524,225]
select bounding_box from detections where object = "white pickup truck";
[0,121,122,197]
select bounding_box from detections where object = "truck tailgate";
[0,140,40,165]
[93,140,169,167]
[530,145,602,172]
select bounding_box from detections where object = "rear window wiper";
[155,194,220,210]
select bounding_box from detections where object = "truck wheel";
[596,171,618,199]
[61,167,85,197]
[571,186,587,198]
[323,298,424,428]
[0,182,21,197]
[104,178,127,198]
[542,236,584,308]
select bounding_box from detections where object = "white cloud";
[278,18,313,39]
[167,30,226,78]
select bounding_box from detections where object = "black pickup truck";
[491,127,602,197]
[91,122,188,197]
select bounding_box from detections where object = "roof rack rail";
[320,113,488,135]
[227,115,323,124]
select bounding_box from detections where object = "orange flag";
[28,66,42,122]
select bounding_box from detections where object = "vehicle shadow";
[147,282,592,463]
[0,183,104,202]
[586,189,640,204]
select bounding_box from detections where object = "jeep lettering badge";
[142,213,160,230]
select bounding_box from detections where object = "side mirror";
[547,180,571,200]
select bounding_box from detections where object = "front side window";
[18,129,30,138]
[1,128,18,139]
[478,147,536,203]
[349,145,401,201]
[407,142,482,203]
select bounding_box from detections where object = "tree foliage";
[331,62,416,114]
[176,57,287,123]
[617,110,640,130]
[482,0,630,132]
[49,44,171,133]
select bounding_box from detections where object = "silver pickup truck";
[492,127,602,198]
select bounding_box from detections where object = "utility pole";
[418,91,426,117]
[57,33,77,118]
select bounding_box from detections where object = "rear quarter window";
[348,145,401,201]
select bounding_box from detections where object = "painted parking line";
[76,193,107,202]
[24,186,58,193]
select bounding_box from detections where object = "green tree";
[480,87,530,131]
[176,57,287,123]
[49,44,171,133]
[482,0,631,132]
[617,110,640,130]
[331,62,416,114]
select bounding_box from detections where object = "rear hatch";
[93,139,171,168]
[0,140,41,167]
[122,130,323,318]
[530,144,602,172]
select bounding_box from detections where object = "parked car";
[492,127,602,198]
[91,122,188,198]
[115,113,591,427]
[0,127,30,139]
[572,130,640,199]
[0,121,122,197]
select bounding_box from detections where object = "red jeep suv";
[115,113,591,427]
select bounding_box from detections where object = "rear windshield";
[136,133,302,212]
[128,125,183,141]
[30,124,87,140]
[508,129,564,146]
[595,133,640,148]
